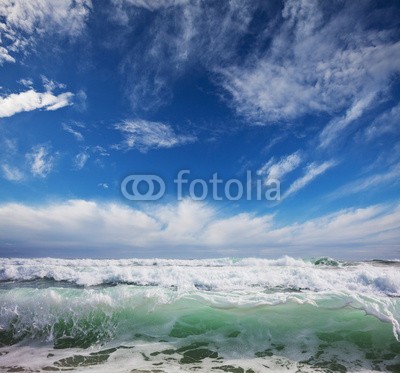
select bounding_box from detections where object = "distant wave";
[0,256,399,296]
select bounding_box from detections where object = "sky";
[0,0,399,259]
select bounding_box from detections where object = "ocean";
[0,257,399,372]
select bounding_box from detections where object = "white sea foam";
[0,257,399,296]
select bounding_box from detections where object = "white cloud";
[98,183,109,189]
[329,164,400,199]
[1,164,23,181]
[26,145,54,178]
[74,152,89,170]
[62,122,84,141]
[151,199,215,241]
[113,1,255,110]
[112,0,187,17]
[75,89,88,112]
[0,0,92,64]
[257,151,302,182]
[363,102,400,142]
[41,76,66,91]
[108,0,400,146]
[319,93,376,148]
[92,146,110,157]
[2,138,18,155]
[18,78,33,88]
[0,89,73,118]
[114,119,196,152]
[0,199,398,258]
[283,160,336,199]
[0,46,15,64]
[218,1,400,125]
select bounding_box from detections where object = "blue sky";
[0,0,399,259]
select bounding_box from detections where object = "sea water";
[0,257,399,372]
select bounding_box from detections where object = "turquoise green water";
[0,257,399,371]
[0,285,399,372]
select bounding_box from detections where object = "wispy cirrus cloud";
[1,164,24,182]
[0,0,92,64]
[110,0,256,111]
[329,164,400,200]
[1,138,18,155]
[111,0,188,23]
[0,139,24,181]
[74,152,90,170]
[0,89,73,118]
[362,102,400,142]
[41,76,66,91]
[18,78,33,88]
[220,2,400,126]
[106,0,400,162]
[283,160,337,199]
[92,146,110,157]
[26,145,55,178]
[0,199,399,258]
[257,151,302,182]
[114,119,196,152]
[318,94,376,149]
[62,122,85,141]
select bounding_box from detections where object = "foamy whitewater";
[0,257,399,372]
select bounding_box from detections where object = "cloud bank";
[0,199,398,258]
